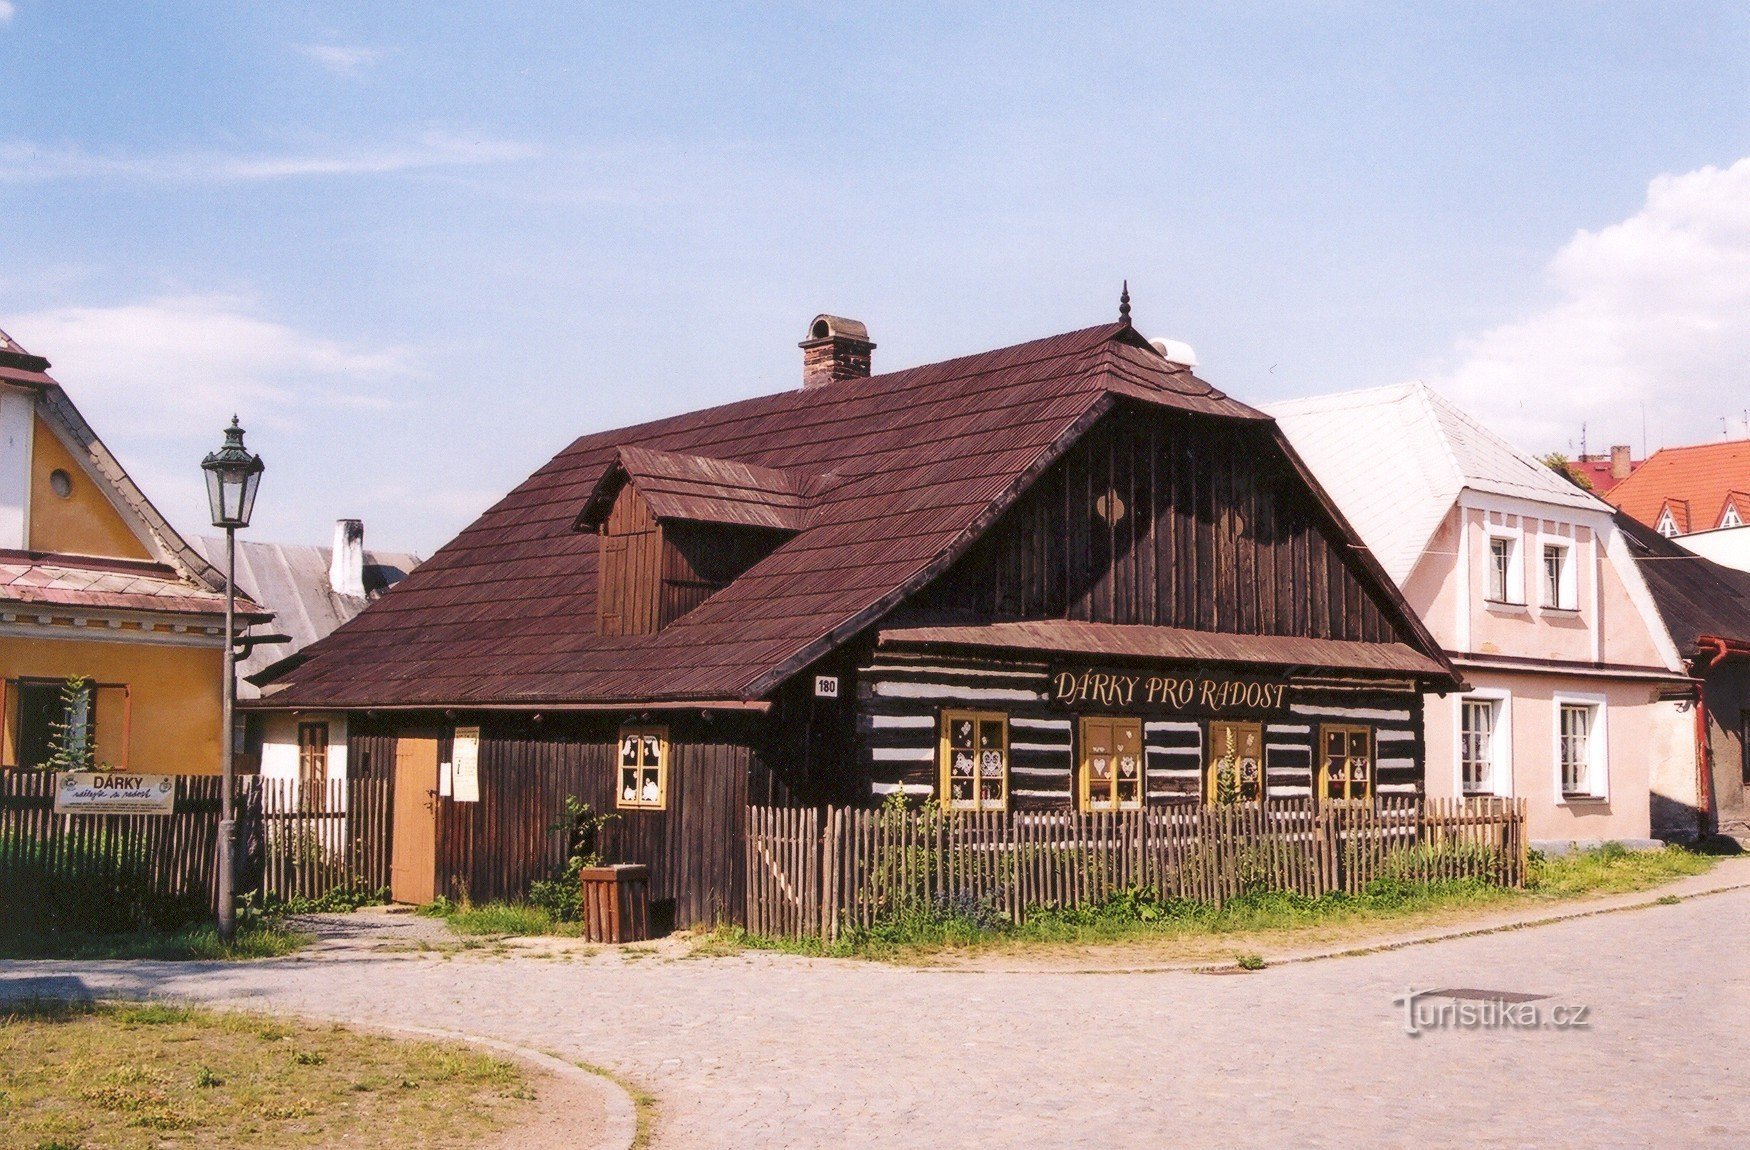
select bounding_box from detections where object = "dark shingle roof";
[878,620,1449,678]
[1618,511,1750,650]
[261,322,1433,708]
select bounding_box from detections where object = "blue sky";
[2,3,1747,552]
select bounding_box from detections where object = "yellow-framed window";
[1206,721,1265,804]
[940,710,1008,811]
[617,725,669,810]
[1080,715,1143,811]
[1319,724,1373,803]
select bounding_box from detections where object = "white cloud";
[6,294,410,438]
[297,43,384,75]
[0,132,540,183]
[0,3,15,25]
[1434,157,1750,454]
[3,295,418,540]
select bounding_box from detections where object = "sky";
[1,3,1747,554]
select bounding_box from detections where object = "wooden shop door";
[391,736,440,904]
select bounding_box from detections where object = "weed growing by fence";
[1527,841,1712,896]
[0,828,210,938]
[721,844,1715,960]
[253,884,390,916]
[0,918,306,960]
[526,797,617,923]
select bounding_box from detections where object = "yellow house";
[0,325,262,775]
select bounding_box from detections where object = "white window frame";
[1539,538,1576,611]
[1655,508,1679,538]
[1454,690,1512,798]
[1722,504,1743,530]
[1552,693,1609,802]
[1485,529,1524,606]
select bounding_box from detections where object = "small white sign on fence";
[452,726,481,803]
[53,771,175,815]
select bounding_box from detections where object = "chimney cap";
[801,315,872,346]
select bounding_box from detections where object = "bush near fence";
[0,770,393,938]
[747,796,1528,941]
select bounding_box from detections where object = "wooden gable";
[911,404,1417,646]
[594,480,792,637]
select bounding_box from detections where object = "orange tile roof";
[1603,439,1750,532]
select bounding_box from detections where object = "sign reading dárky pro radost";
[1050,667,1290,716]
[54,772,176,815]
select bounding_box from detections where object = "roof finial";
[1118,280,1132,327]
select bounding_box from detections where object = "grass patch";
[0,921,308,962]
[419,899,584,939]
[1526,839,1713,896]
[703,844,1719,962]
[573,1057,659,1150]
[0,999,538,1149]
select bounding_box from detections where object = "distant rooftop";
[190,532,421,698]
[1603,438,1750,537]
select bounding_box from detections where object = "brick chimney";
[329,518,366,599]
[799,315,874,388]
[1610,445,1632,480]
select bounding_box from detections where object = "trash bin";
[578,863,650,943]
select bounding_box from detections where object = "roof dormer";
[577,446,812,635]
[1655,498,1688,538]
[1715,491,1749,531]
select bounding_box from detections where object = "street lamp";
[202,416,263,943]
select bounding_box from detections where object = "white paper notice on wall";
[452,726,481,803]
[438,761,453,797]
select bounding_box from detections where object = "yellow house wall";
[0,634,222,774]
[29,414,152,560]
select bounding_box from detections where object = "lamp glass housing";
[201,418,264,529]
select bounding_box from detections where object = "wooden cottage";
[253,307,1460,925]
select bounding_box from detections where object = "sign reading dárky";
[54,772,176,815]
[1050,667,1290,716]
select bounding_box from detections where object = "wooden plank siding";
[912,407,1404,644]
[855,650,1424,808]
[596,483,793,637]
[596,482,664,636]
[425,713,758,929]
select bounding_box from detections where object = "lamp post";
[202,416,264,943]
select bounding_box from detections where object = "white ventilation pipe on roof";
[1149,337,1198,369]
[330,518,366,598]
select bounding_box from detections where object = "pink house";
[1272,384,1693,847]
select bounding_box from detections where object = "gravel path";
[4,883,1747,1147]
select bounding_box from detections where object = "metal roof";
[1268,382,1608,584]
[189,535,420,697]
[1618,511,1750,650]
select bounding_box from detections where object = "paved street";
[5,888,1748,1148]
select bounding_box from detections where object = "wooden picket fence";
[249,776,393,903]
[0,770,394,925]
[0,769,226,919]
[746,796,1527,941]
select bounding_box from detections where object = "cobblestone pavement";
[4,888,1748,1148]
